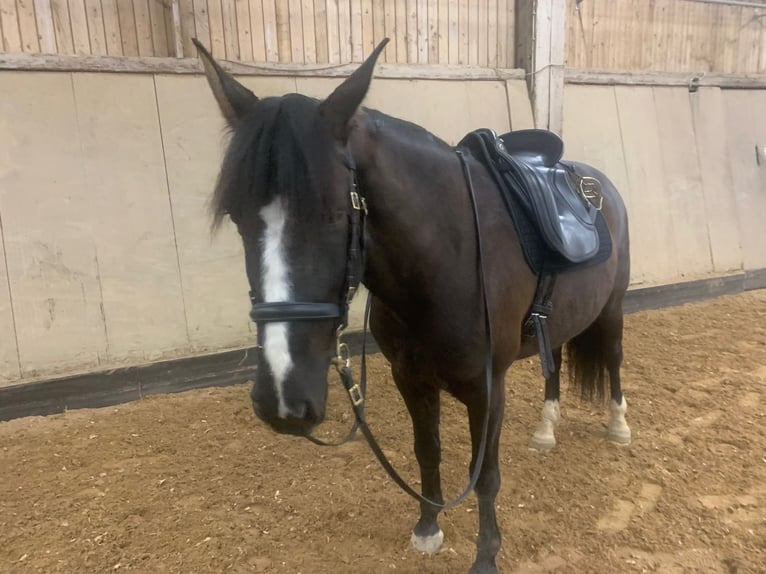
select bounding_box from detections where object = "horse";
[194,37,631,574]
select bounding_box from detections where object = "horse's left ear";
[320,38,389,141]
[193,38,258,127]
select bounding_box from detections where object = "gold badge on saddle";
[575,176,604,211]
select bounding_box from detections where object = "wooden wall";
[0,0,516,66]
[0,0,177,56]
[567,0,766,74]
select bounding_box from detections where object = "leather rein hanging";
[248,147,495,509]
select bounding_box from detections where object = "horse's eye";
[326,210,346,225]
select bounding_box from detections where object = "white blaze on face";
[259,197,293,418]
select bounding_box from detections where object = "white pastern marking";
[260,198,293,419]
[530,399,560,451]
[411,529,444,554]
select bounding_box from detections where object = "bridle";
[247,146,494,510]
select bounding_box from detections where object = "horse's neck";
[354,118,475,315]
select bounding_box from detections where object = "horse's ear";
[193,38,257,127]
[320,38,389,141]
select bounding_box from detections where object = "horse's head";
[195,38,387,436]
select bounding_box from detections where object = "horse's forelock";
[210,95,333,230]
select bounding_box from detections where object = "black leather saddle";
[458,128,602,264]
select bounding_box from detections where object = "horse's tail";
[565,321,609,404]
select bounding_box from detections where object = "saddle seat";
[458,128,601,264]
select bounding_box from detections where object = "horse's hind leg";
[602,311,631,444]
[529,346,563,451]
[392,371,445,554]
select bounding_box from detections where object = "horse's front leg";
[466,373,506,574]
[393,371,445,553]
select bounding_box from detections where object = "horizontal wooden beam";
[565,69,766,89]
[0,52,525,81]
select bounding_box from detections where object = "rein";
[249,148,494,508]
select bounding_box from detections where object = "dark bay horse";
[195,38,631,574]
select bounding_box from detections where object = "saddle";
[458,128,602,264]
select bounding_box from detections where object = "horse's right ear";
[193,38,257,127]
[319,38,389,142]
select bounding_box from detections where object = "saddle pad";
[507,182,612,274]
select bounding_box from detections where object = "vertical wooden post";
[171,0,184,58]
[515,0,565,134]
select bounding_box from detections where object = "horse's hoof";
[607,426,632,445]
[528,433,556,452]
[410,529,444,554]
[469,560,498,574]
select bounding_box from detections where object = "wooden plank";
[15,0,39,52]
[220,0,239,60]
[303,0,317,63]
[100,0,122,55]
[274,0,290,62]
[448,0,457,64]
[486,0,496,67]
[372,0,384,57]
[405,0,416,63]
[74,74,190,362]
[236,0,253,61]
[416,0,426,63]
[337,0,350,62]
[0,72,108,376]
[652,87,713,277]
[207,0,226,59]
[249,0,266,62]
[67,0,90,54]
[350,0,361,61]
[194,0,211,54]
[437,0,447,64]
[496,0,506,67]
[33,0,56,53]
[287,0,303,62]
[179,0,197,56]
[477,0,487,66]
[148,0,170,57]
[383,0,395,62]
[457,0,467,64]
[722,90,766,270]
[361,0,373,58]
[325,0,339,63]
[315,0,328,62]
[50,0,74,54]
[467,0,477,64]
[0,50,527,78]
[169,0,182,56]
[689,87,742,274]
[0,0,22,53]
[133,0,155,56]
[615,85,678,284]
[0,345,259,421]
[565,68,766,89]
[262,0,278,62]
[117,0,139,56]
[394,0,406,63]
[82,0,105,55]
